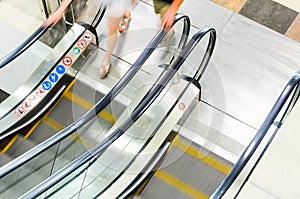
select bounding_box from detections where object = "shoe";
[98,61,111,79]
[118,16,131,33]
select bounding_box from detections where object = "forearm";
[57,0,72,13]
[43,0,72,26]
[169,0,184,12]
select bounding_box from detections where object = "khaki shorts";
[153,0,172,18]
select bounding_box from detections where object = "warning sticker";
[15,106,25,117]
[22,101,32,111]
[62,56,72,66]
[77,39,87,49]
[36,87,46,97]
[83,32,93,42]
[29,95,38,104]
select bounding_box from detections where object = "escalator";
[0,23,219,199]
[0,0,107,162]
[0,1,237,198]
[26,26,218,199]
[0,3,193,197]
[0,23,101,161]
[0,79,121,166]
[138,134,232,199]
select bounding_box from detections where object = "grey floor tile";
[239,0,298,34]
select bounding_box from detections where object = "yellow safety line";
[167,134,180,153]
[173,137,231,174]
[2,79,77,153]
[43,117,94,148]
[43,117,65,131]
[1,135,19,154]
[64,91,116,123]
[155,170,208,199]
[24,79,77,139]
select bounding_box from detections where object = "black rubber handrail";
[21,26,216,198]
[0,5,106,137]
[0,14,190,178]
[0,26,49,69]
[211,72,300,199]
[0,0,106,69]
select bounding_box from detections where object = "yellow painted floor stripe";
[2,79,77,153]
[173,138,231,174]
[43,117,65,131]
[64,91,116,123]
[24,79,77,139]
[155,170,208,199]
[1,135,19,154]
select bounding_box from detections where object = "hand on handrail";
[43,0,71,27]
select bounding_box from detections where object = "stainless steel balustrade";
[21,26,216,198]
[211,72,300,199]
[0,14,191,198]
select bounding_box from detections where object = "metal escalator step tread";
[69,79,103,105]
[158,147,227,196]
[0,153,13,167]
[5,137,36,158]
[139,173,205,199]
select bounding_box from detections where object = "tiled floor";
[285,13,300,41]
[239,0,298,34]
[212,0,300,41]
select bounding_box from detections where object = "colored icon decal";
[77,39,87,49]
[62,56,72,66]
[73,47,80,54]
[15,107,25,117]
[22,101,32,111]
[42,81,52,90]
[36,87,46,97]
[56,65,66,74]
[83,32,93,42]
[49,73,59,83]
[29,95,38,104]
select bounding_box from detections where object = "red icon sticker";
[36,87,46,97]
[83,32,93,42]
[22,101,32,111]
[15,106,25,117]
[62,56,72,66]
[77,39,87,49]
[29,94,37,103]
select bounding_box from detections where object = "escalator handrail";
[0,14,190,178]
[211,72,300,199]
[0,0,103,69]
[0,25,49,69]
[21,26,216,198]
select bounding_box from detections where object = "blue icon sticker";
[56,65,65,74]
[42,81,52,90]
[49,73,59,83]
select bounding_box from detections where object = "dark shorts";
[153,0,172,18]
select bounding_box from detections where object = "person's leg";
[99,16,123,79]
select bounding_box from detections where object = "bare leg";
[99,16,123,78]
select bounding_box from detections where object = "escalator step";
[5,137,36,158]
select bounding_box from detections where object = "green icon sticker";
[73,47,80,54]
